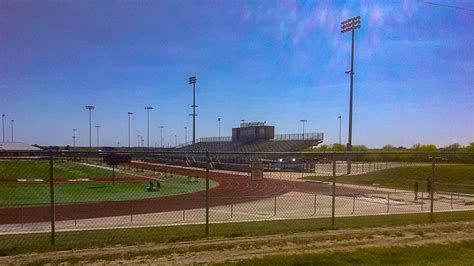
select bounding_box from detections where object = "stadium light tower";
[2,114,5,142]
[300,119,307,139]
[144,107,153,148]
[338,116,342,145]
[10,120,14,142]
[128,112,133,149]
[72,129,77,148]
[218,118,221,137]
[85,105,95,151]
[188,76,197,145]
[341,15,361,174]
[95,125,101,148]
[159,126,164,148]
[184,126,188,143]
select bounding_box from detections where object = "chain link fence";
[0,151,473,245]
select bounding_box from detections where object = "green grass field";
[0,160,129,179]
[0,160,217,206]
[0,176,216,206]
[302,164,474,194]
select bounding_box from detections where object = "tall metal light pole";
[2,114,5,142]
[218,118,221,137]
[144,107,153,148]
[184,126,188,143]
[95,125,100,148]
[188,76,197,145]
[128,112,133,149]
[341,15,361,174]
[300,119,307,139]
[174,134,177,147]
[137,135,141,147]
[72,129,77,147]
[85,105,95,151]
[338,116,342,145]
[159,126,164,148]
[10,120,14,142]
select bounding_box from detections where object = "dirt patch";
[1,221,473,265]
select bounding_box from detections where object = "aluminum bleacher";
[177,133,324,153]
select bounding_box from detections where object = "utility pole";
[128,112,133,149]
[300,119,307,139]
[159,126,164,148]
[338,116,342,145]
[144,107,153,148]
[85,105,95,151]
[218,118,221,138]
[184,126,188,143]
[72,129,77,147]
[188,76,197,145]
[1,114,5,142]
[341,16,361,174]
[174,134,177,147]
[95,125,100,148]
[10,120,14,142]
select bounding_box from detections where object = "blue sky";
[1,0,473,148]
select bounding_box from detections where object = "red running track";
[0,162,376,225]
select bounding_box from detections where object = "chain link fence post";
[273,196,277,216]
[205,151,210,235]
[313,193,317,216]
[49,151,56,245]
[387,193,390,213]
[331,154,336,226]
[430,156,435,223]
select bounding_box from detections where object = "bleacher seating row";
[177,139,320,153]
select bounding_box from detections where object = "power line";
[417,0,474,12]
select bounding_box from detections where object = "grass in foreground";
[225,240,474,265]
[302,164,474,193]
[0,210,472,256]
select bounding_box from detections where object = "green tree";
[461,142,474,152]
[382,144,395,150]
[444,143,461,151]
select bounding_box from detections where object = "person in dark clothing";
[414,181,419,201]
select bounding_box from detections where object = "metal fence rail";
[0,151,473,245]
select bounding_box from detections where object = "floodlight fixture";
[341,16,361,33]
